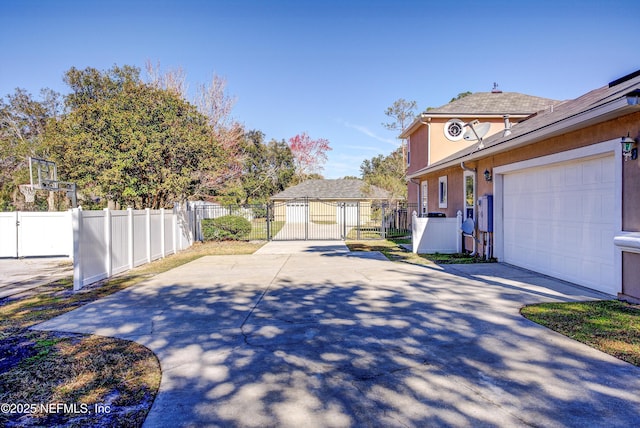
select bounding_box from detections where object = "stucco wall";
[407,124,430,175]
[622,252,640,302]
[417,111,640,218]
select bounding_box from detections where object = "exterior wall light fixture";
[484,169,492,182]
[621,133,638,161]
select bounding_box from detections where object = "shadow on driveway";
[35,252,640,427]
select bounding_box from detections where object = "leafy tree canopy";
[288,132,331,180]
[219,130,296,205]
[45,65,231,209]
[360,147,406,200]
[0,88,62,210]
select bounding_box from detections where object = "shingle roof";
[425,92,561,116]
[408,71,640,177]
[271,179,391,200]
[400,91,562,138]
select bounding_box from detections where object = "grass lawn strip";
[521,300,640,366]
[0,240,263,427]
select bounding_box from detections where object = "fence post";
[172,203,178,253]
[160,208,166,258]
[305,197,309,240]
[381,203,387,240]
[146,208,151,263]
[104,208,112,278]
[266,203,272,241]
[342,203,346,240]
[128,208,134,269]
[72,207,83,291]
[356,202,360,240]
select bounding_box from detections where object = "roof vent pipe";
[503,114,512,137]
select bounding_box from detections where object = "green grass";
[521,300,640,366]
[346,239,492,265]
[251,219,284,240]
[346,239,436,265]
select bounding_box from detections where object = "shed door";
[286,201,308,223]
[337,203,358,226]
[502,155,616,294]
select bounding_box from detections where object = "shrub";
[202,215,252,241]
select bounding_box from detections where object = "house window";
[421,181,428,215]
[464,171,475,220]
[406,138,411,166]
[438,176,447,208]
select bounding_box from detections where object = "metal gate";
[193,200,416,241]
[271,199,349,240]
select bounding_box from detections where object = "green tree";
[45,66,231,209]
[0,88,61,210]
[220,131,296,204]
[450,91,472,102]
[360,147,407,200]
[382,98,418,133]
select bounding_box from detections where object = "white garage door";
[286,202,308,223]
[337,203,358,226]
[502,155,616,295]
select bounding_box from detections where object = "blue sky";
[1,0,638,178]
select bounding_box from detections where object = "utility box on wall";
[478,195,493,232]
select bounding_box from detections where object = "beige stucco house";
[408,69,640,301]
[400,89,561,214]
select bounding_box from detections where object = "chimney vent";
[503,114,512,137]
[491,82,502,93]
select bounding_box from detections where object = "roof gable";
[408,71,640,177]
[271,179,391,200]
[400,91,561,138]
[426,92,561,116]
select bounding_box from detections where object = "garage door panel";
[503,155,615,294]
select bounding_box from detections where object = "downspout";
[409,178,421,207]
[460,162,476,173]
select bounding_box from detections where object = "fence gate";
[193,201,416,242]
[0,211,72,258]
[271,199,349,241]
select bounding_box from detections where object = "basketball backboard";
[29,157,57,190]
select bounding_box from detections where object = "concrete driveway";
[0,257,72,298]
[35,242,640,427]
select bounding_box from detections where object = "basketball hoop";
[19,184,36,203]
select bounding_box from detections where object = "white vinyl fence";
[0,211,72,258]
[72,206,193,290]
[1,205,194,291]
[412,211,463,254]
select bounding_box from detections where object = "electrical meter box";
[477,195,493,232]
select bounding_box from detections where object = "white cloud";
[340,120,399,146]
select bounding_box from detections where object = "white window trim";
[463,171,476,220]
[438,176,447,208]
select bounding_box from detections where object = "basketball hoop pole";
[29,157,34,189]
